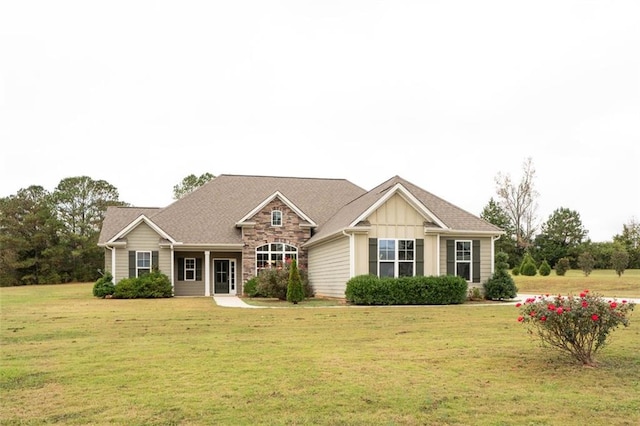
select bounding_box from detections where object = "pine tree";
[286,259,304,304]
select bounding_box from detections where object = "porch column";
[204,251,211,296]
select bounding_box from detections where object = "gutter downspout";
[170,244,175,294]
[491,235,501,275]
[342,230,355,279]
[105,245,116,282]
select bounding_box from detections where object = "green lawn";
[1,282,639,425]
[513,269,640,298]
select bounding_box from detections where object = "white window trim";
[136,251,151,277]
[184,257,196,281]
[255,243,298,274]
[455,240,472,282]
[271,210,283,227]
[378,239,415,278]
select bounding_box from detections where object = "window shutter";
[369,238,378,276]
[152,251,159,271]
[128,251,136,278]
[472,240,481,283]
[196,258,202,281]
[416,239,424,276]
[446,240,455,275]
[178,258,184,281]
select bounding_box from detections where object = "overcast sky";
[1,1,638,242]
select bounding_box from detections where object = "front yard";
[1,280,639,425]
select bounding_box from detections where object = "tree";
[577,251,595,276]
[286,259,304,304]
[52,176,126,282]
[613,217,640,269]
[534,207,587,267]
[0,186,61,285]
[611,250,629,277]
[173,173,215,199]
[481,198,518,264]
[494,157,539,255]
[483,252,518,300]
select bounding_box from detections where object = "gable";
[366,193,428,239]
[236,191,316,228]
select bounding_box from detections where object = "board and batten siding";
[439,236,492,284]
[366,193,426,239]
[307,235,351,298]
[112,222,169,283]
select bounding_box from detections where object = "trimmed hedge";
[345,275,468,305]
[112,270,173,299]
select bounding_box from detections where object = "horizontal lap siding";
[439,236,492,283]
[114,223,164,283]
[308,237,351,298]
[174,281,205,296]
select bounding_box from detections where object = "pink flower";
[540,316,547,322]
[610,302,618,309]
[582,301,588,308]
[622,300,628,304]
[591,314,599,321]
[517,316,524,322]
[529,311,536,317]
[579,292,587,298]
[515,303,522,308]
[548,304,556,311]
[556,307,564,314]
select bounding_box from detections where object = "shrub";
[520,253,537,276]
[538,260,551,276]
[484,252,518,300]
[468,287,483,301]
[345,275,467,305]
[516,291,635,366]
[286,259,304,304]
[577,251,595,276]
[555,257,570,276]
[511,266,520,276]
[113,271,173,299]
[243,277,262,297]
[256,264,312,300]
[93,272,115,298]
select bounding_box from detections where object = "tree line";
[482,158,639,272]
[1,168,637,286]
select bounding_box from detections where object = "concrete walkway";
[213,294,640,309]
[213,295,262,308]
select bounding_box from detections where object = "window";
[455,240,471,281]
[271,210,282,226]
[378,239,414,278]
[256,243,297,272]
[184,258,196,281]
[136,251,151,277]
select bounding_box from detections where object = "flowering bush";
[517,290,635,366]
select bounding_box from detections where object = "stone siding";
[241,199,311,284]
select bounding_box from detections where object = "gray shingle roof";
[307,176,503,244]
[98,174,502,246]
[99,175,365,245]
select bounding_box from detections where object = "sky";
[1,1,638,243]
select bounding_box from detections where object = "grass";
[513,269,640,298]
[1,280,639,425]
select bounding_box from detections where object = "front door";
[213,259,236,295]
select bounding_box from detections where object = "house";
[98,174,504,298]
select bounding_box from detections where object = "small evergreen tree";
[520,253,537,276]
[484,252,518,300]
[555,257,570,276]
[286,259,304,304]
[538,260,551,276]
[577,251,595,276]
